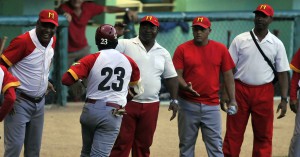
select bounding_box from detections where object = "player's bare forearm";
[176,69,187,90]
[164,77,178,100]
[164,76,179,121]
[277,71,289,119]
[278,71,289,98]
[105,6,127,13]
[223,69,236,101]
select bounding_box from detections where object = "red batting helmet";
[95,24,118,50]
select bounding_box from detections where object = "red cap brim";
[40,19,58,26]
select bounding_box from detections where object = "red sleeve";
[290,72,300,101]
[63,53,99,83]
[83,2,105,17]
[1,65,20,93]
[123,54,140,86]
[1,34,27,67]
[52,36,56,49]
[62,72,76,86]
[58,3,72,13]
[221,44,235,72]
[172,45,184,70]
[290,49,300,101]
[0,85,17,122]
[290,48,300,71]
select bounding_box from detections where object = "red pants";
[110,101,160,157]
[223,80,274,157]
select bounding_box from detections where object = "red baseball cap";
[253,4,274,17]
[140,15,159,27]
[39,9,59,26]
[192,16,211,28]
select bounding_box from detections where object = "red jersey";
[58,2,105,52]
[173,40,235,105]
[62,49,141,107]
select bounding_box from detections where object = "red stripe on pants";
[110,101,160,157]
[223,80,274,157]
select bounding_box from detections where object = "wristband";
[281,97,288,103]
[170,99,179,105]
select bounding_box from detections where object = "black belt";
[85,98,122,109]
[19,93,45,103]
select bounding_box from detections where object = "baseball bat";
[0,36,8,55]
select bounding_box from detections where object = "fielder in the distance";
[0,65,20,122]
[0,9,57,157]
[61,24,143,157]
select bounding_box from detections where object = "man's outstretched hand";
[114,23,130,38]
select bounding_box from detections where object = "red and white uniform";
[223,30,290,157]
[1,28,56,97]
[288,48,300,156]
[62,49,140,107]
[290,48,300,101]
[0,65,20,121]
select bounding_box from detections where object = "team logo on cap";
[48,12,55,19]
[146,16,153,21]
[260,4,267,10]
[197,17,204,23]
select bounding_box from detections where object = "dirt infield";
[0,100,295,157]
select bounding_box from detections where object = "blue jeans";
[178,98,223,157]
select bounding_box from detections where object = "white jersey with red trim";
[1,28,55,97]
[68,49,141,107]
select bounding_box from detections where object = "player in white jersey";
[0,10,58,157]
[62,24,142,157]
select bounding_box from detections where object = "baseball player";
[0,65,20,122]
[288,48,300,157]
[172,16,236,157]
[222,4,290,157]
[0,10,58,157]
[61,24,142,157]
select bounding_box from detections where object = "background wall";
[0,0,299,57]
[0,0,300,54]
[0,0,55,44]
[174,0,294,11]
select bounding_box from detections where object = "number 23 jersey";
[67,49,141,107]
